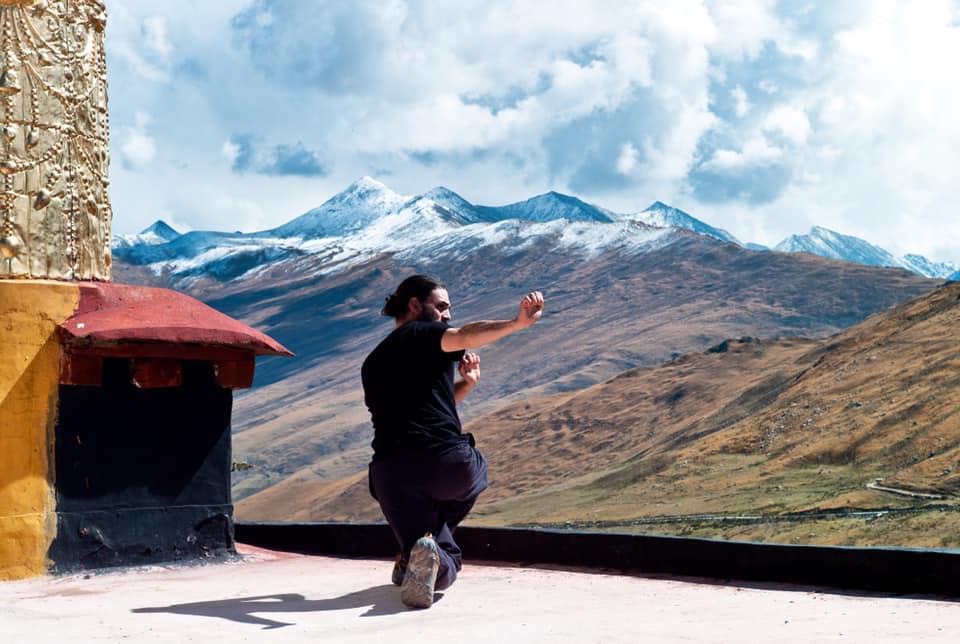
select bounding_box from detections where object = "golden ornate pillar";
[0,0,111,280]
[0,2,292,582]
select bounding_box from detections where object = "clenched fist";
[459,351,480,386]
[516,291,544,329]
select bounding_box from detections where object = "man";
[361,274,544,608]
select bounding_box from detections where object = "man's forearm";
[442,318,521,352]
[454,379,475,404]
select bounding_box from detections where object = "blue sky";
[105,1,960,262]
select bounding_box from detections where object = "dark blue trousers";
[369,443,488,590]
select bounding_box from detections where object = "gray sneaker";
[400,533,440,609]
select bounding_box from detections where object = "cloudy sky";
[105,1,960,262]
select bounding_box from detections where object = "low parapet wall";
[236,522,960,597]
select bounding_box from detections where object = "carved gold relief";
[0,0,111,280]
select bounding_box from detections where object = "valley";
[110,178,957,547]
[237,281,960,548]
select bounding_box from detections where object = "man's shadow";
[132,585,442,629]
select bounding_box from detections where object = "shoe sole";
[400,537,440,608]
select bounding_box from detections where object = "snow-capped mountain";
[112,178,670,286]
[268,176,411,239]
[774,226,900,267]
[492,191,614,223]
[416,187,501,225]
[112,220,181,248]
[900,254,959,280]
[625,201,741,245]
[111,177,956,285]
[773,227,956,279]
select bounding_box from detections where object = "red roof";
[59,282,292,357]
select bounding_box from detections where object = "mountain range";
[109,177,948,516]
[113,176,959,283]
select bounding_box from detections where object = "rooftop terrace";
[2,540,957,643]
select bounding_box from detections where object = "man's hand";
[515,291,544,329]
[455,352,480,403]
[459,352,480,386]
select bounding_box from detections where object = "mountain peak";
[425,185,459,196]
[139,220,181,241]
[496,191,613,223]
[645,200,673,211]
[346,175,389,192]
[268,176,408,239]
[423,185,469,204]
[632,201,741,245]
[774,226,900,268]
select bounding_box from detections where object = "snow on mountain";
[268,176,411,239]
[296,198,464,266]
[111,178,956,285]
[772,226,955,278]
[112,220,181,248]
[417,187,501,224]
[493,191,615,223]
[774,226,902,268]
[395,218,673,266]
[625,201,741,245]
[900,254,959,280]
[113,181,645,283]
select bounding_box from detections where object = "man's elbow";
[441,328,468,353]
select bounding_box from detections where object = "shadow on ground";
[131,585,438,628]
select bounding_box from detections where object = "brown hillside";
[240,281,960,547]
[226,238,936,505]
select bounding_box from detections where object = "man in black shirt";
[362,275,544,608]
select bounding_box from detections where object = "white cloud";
[100,1,960,262]
[757,79,780,95]
[705,0,780,60]
[109,40,169,83]
[133,111,152,129]
[118,112,156,167]
[732,85,750,117]
[142,16,172,58]
[221,140,241,166]
[120,131,155,167]
[616,142,640,175]
[763,105,810,145]
[701,137,782,171]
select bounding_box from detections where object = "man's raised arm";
[440,291,544,353]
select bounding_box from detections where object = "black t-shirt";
[361,320,467,457]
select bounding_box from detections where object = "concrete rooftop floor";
[1,544,957,643]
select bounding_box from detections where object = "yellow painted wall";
[0,281,79,580]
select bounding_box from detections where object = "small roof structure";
[60,282,292,357]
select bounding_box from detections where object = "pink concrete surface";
[61,282,292,356]
[0,544,956,643]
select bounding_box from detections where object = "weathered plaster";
[0,280,79,580]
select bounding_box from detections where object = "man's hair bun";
[381,293,401,317]
[381,274,445,319]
